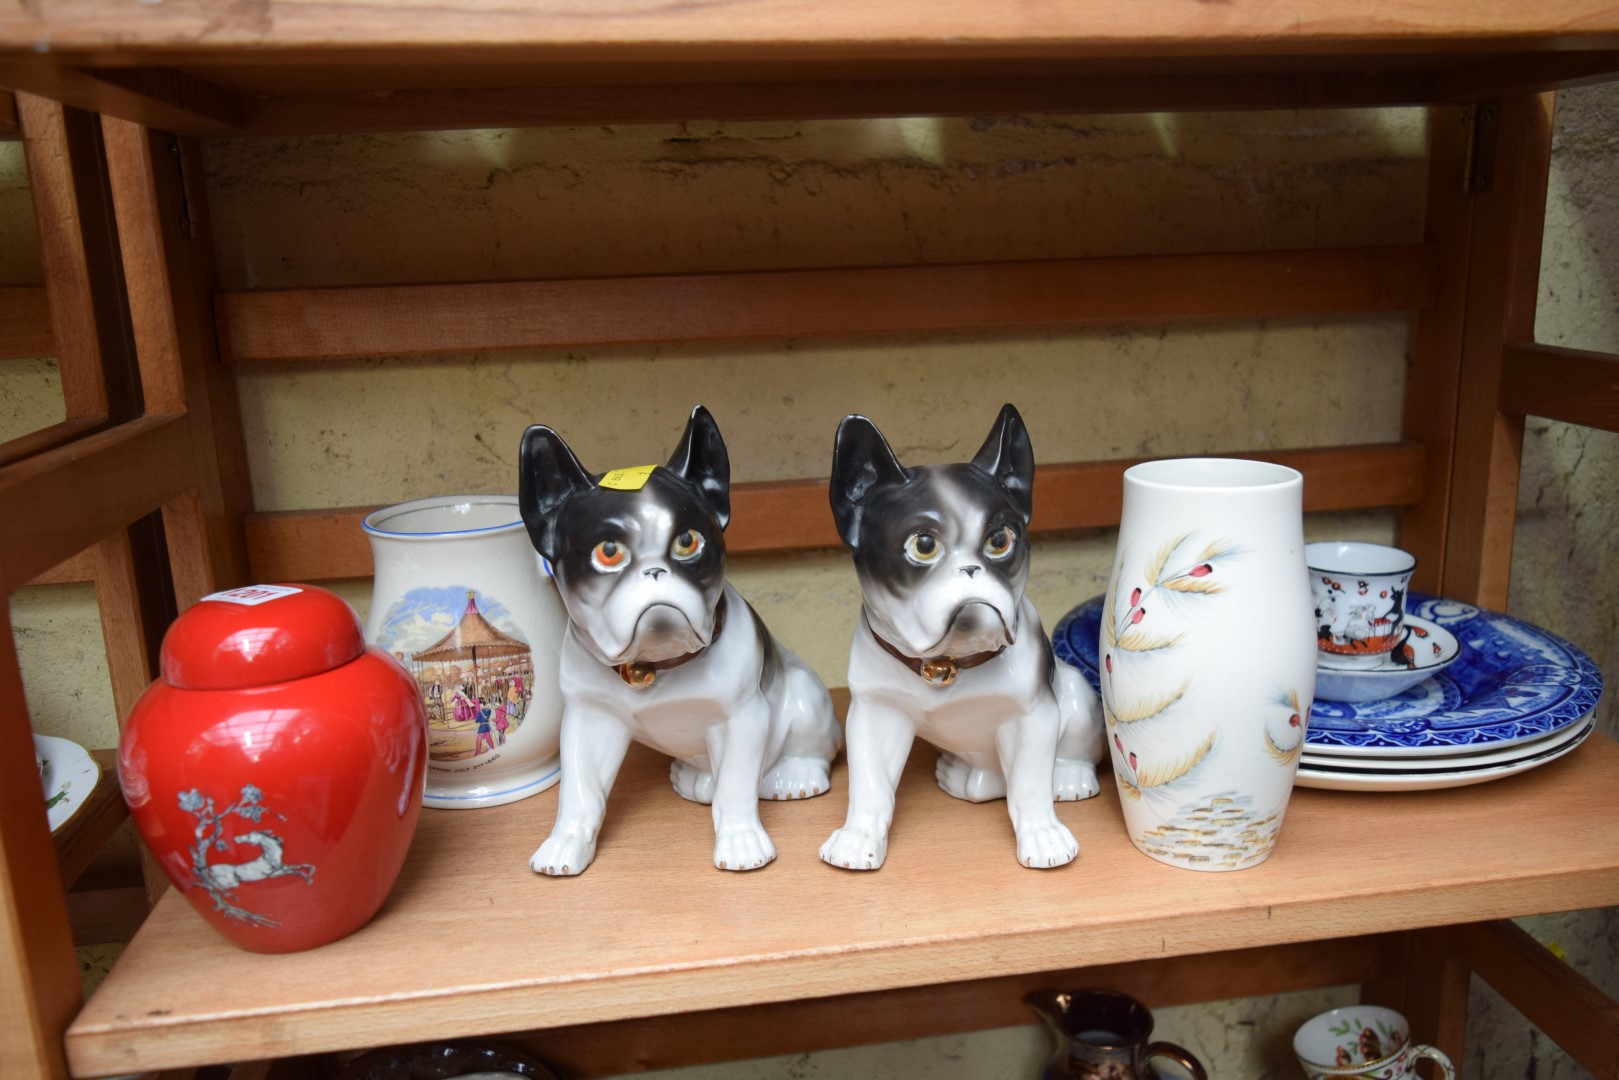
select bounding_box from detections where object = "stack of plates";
[1053,594,1604,794]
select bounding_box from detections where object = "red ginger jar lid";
[161,584,366,691]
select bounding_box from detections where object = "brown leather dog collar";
[865,616,1005,687]
[616,594,727,688]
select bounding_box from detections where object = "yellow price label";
[599,464,657,491]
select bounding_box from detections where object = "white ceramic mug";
[1294,1005,1455,1079]
[1100,458,1316,871]
[363,494,568,809]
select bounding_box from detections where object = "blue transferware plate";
[1053,592,1604,759]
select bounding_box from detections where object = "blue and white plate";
[1053,593,1604,760]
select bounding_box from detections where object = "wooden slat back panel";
[244,442,1423,581]
[217,246,1437,363]
[1499,342,1619,433]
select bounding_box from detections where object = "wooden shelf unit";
[3,5,1619,1079]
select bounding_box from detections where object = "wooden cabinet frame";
[2,8,1619,1077]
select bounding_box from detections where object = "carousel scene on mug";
[375,586,535,761]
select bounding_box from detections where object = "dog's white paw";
[1052,758,1102,802]
[935,751,1008,803]
[1016,819,1079,869]
[819,825,888,871]
[670,759,716,804]
[759,755,832,801]
[530,832,597,876]
[713,822,776,872]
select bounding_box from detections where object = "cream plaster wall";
[1,89,1614,1077]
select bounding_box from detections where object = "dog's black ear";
[970,403,1035,523]
[830,414,909,550]
[666,405,731,530]
[519,424,594,562]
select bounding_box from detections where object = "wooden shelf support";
[1499,342,1619,433]
[1459,920,1619,1077]
[0,286,53,361]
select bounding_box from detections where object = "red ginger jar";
[120,584,427,953]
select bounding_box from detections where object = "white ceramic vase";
[363,494,567,809]
[1099,459,1315,871]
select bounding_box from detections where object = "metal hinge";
[166,134,198,239]
[1461,101,1500,195]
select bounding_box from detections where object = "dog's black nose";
[959,565,980,578]
[644,567,667,580]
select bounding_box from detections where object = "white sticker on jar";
[202,584,304,606]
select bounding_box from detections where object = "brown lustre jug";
[1026,988,1208,1079]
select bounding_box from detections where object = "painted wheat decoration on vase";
[1105,458,1315,871]
[1103,533,1237,803]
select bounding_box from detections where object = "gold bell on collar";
[617,662,657,689]
[920,657,959,686]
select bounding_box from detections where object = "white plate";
[34,734,100,833]
[1299,712,1593,773]
[1294,716,1594,792]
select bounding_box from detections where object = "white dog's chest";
[912,691,1027,751]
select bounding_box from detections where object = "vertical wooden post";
[1367,927,1472,1065]
[101,118,252,607]
[19,92,175,900]
[0,608,76,1080]
[1437,95,1556,607]
[1397,106,1474,593]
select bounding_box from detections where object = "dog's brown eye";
[591,540,629,573]
[983,526,1015,560]
[671,529,705,561]
[904,533,942,565]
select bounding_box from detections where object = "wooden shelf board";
[54,749,127,891]
[216,246,1437,363]
[243,441,1424,580]
[2,9,1618,136]
[4,3,1619,60]
[67,731,1619,1076]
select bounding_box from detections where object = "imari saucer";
[1053,593,1604,760]
[1314,614,1460,703]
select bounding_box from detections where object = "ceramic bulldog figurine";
[820,404,1105,871]
[519,406,842,875]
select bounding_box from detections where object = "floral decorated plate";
[1314,614,1460,703]
[1293,714,1594,792]
[34,734,99,833]
[1053,593,1604,759]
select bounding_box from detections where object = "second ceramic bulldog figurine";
[821,404,1105,871]
[519,406,841,875]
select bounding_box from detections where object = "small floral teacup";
[1293,1005,1454,1079]
[1307,541,1416,666]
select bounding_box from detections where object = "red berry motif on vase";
[1102,532,1307,869]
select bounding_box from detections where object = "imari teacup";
[1307,541,1416,666]
[1293,1005,1454,1079]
